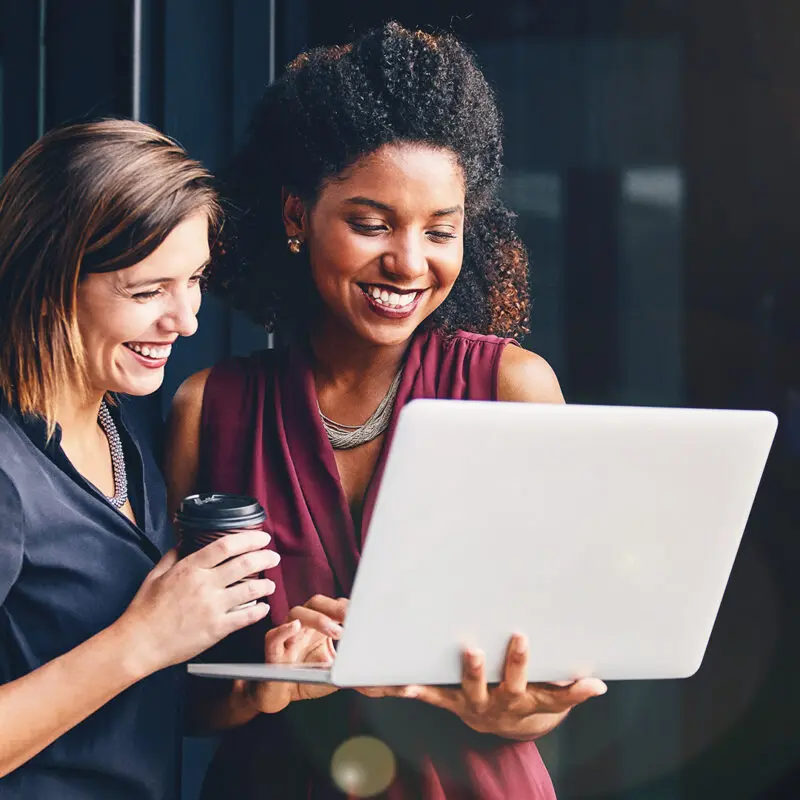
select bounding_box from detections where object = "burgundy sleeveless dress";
[196,328,557,800]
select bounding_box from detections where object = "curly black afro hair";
[211,21,530,340]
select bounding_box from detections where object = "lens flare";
[330,735,397,797]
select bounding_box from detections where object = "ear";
[281,188,309,239]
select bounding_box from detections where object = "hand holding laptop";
[250,593,607,739]
[403,634,607,740]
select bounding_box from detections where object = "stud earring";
[287,236,302,254]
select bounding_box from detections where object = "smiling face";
[286,143,466,347]
[75,210,210,398]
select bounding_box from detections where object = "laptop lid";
[330,400,777,686]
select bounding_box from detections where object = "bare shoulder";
[170,367,213,423]
[164,368,213,513]
[497,343,565,404]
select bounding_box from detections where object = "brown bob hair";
[0,119,220,432]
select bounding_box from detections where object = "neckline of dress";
[295,331,427,546]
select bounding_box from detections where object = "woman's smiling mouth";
[358,284,429,321]
[123,341,173,367]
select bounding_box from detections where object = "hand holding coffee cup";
[116,523,280,676]
[175,493,273,609]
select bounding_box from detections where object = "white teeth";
[127,343,172,359]
[364,285,419,309]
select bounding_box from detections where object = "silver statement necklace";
[318,368,404,450]
[97,401,129,509]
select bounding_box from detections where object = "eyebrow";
[123,258,211,289]
[344,196,463,217]
[432,205,463,217]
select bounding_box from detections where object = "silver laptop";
[189,400,777,687]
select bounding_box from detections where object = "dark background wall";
[1,1,798,798]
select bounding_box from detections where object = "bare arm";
[164,367,211,517]
[165,369,263,733]
[497,344,565,404]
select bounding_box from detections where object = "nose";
[382,229,428,282]
[160,287,199,338]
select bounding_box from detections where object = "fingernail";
[325,622,344,639]
[404,686,420,698]
[465,650,483,674]
[513,634,527,656]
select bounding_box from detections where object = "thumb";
[568,678,608,704]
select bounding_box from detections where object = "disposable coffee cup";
[175,493,268,609]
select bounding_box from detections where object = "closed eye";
[349,221,389,235]
[132,270,205,301]
[427,230,458,242]
[132,288,163,301]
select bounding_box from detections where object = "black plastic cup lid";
[175,493,266,531]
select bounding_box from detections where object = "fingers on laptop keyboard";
[288,595,347,639]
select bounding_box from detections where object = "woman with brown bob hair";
[168,23,607,800]
[0,119,279,800]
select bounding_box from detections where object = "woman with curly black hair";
[167,22,606,799]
